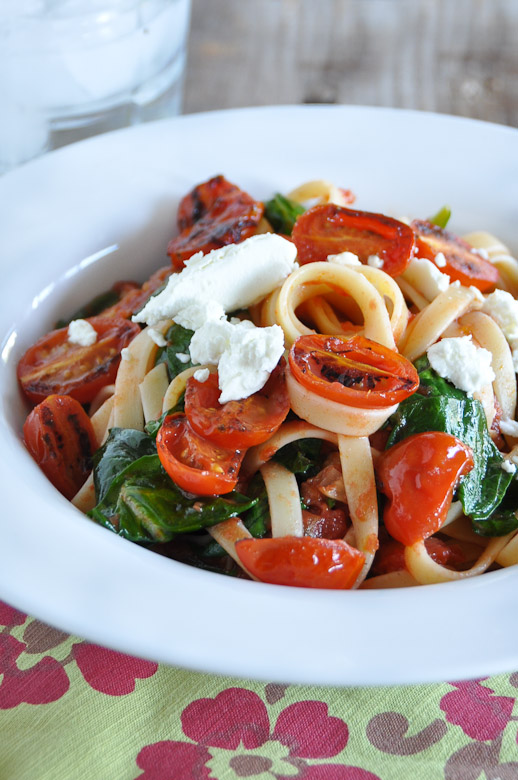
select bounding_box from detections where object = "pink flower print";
[72,642,158,695]
[440,680,516,741]
[0,602,26,627]
[136,687,381,780]
[0,634,69,709]
[303,767,384,780]
[181,688,271,749]
[136,741,212,780]
[272,700,349,757]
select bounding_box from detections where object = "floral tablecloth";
[1,599,518,780]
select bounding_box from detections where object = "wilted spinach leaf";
[273,438,323,477]
[264,193,305,235]
[155,323,194,380]
[93,428,157,503]
[89,453,258,543]
[387,362,513,527]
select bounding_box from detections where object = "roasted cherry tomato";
[156,413,245,495]
[411,219,499,292]
[289,334,419,408]
[371,536,466,576]
[377,432,474,547]
[235,536,365,589]
[17,315,140,405]
[168,175,264,270]
[177,174,239,231]
[292,203,415,275]
[23,394,97,500]
[102,266,173,319]
[184,361,290,449]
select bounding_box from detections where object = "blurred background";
[184,0,518,127]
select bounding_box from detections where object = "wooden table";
[184,0,518,127]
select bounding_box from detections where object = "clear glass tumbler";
[0,0,191,172]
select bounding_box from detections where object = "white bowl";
[1,105,517,685]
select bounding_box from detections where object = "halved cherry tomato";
[377,432,474,547]
[23,394,97,500]
[292,203,415,275]
[17,315,140,405]
[168,176,264,270]
[184,361,290,448]
[235,536,365,589]
[177,174,239,231]
[289,334,419,408]
[102,266,173,319]
[371,536,466,576]
[411,219,499,292]
[156,413,244,495]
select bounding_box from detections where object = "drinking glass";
[0,0,191,172]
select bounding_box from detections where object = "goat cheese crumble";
[68,319,97,347]
[427,335,495,396]
[133,233,297,331]
[190,318,284,403]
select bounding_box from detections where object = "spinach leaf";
[273,438,323,477]
[264,193,305,235]
[472,475,518,536]
[155,323,194,380]
[89,453,258,543]
[240,473,271,538]
[93,428,157,503]
[387,367,513,526]
[144,393,185,438]
[413,356,466,400]
[55,288,121,328]
[428,205,451,229]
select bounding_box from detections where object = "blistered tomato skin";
[411,219,499,292]
[235,536,365,589]
[292,203,415,275]
[168,176,264,269]
[23,394,97,500]
[17,315,140,405]
[289,334,419,408]
[156,413,245,496]
[184,360,290,448]
[377,431,474,547]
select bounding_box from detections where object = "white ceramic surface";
[1,106,517,686]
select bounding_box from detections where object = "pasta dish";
[16,175,518,589]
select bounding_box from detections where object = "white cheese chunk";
[327,251,361,266]
[147,327,167,348]
[434,251,447,268]
[482,290,518,373]
[367,254,384,269]
[133,233,297,330]
[121,347,132,362]
[190,318,284,403]
[482,289,518,340]
[427,335,495,396]
[175,352,191,364]
[501,459,517,473]
[193,368,210,383]
[402,257,450,300]
[68,318,97,347]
